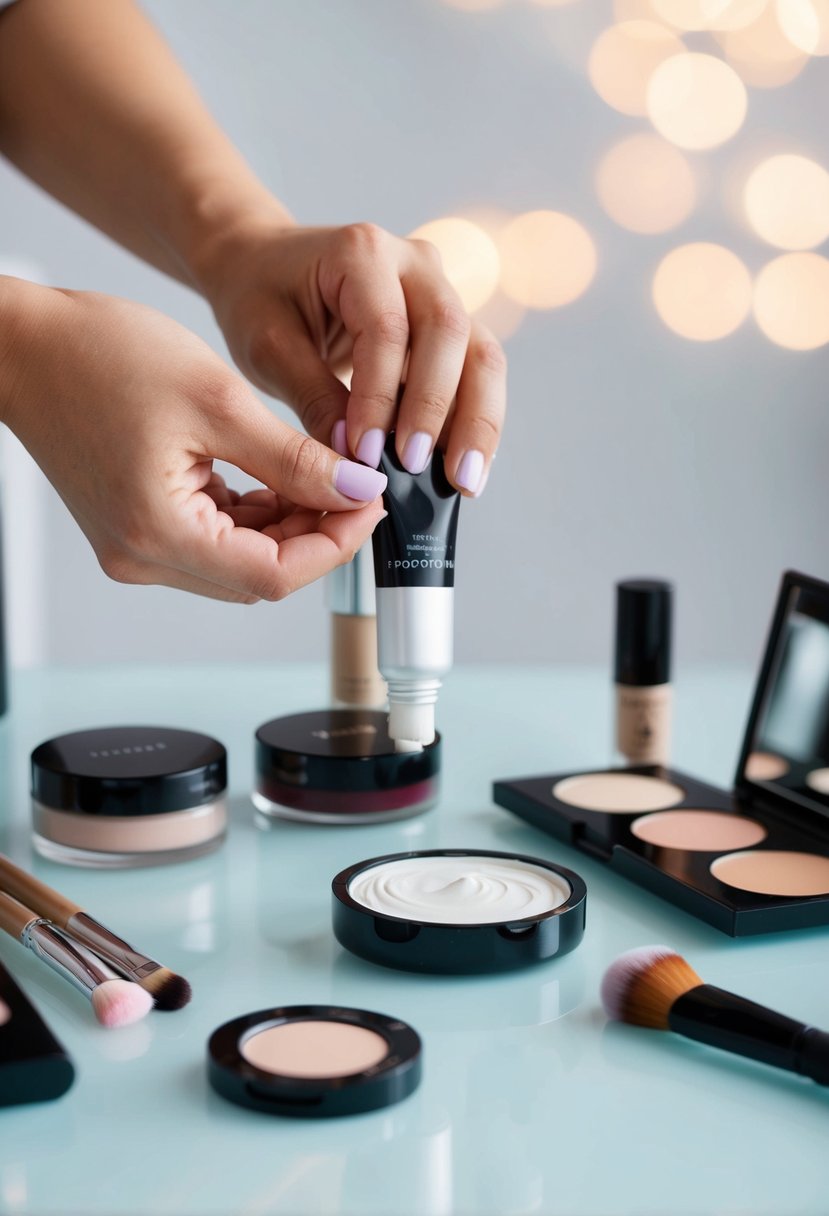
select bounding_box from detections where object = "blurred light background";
[1,0,827,671]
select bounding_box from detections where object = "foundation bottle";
[614,579,673,767]
[328,544,387,710]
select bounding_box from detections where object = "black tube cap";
[615,579,673,686]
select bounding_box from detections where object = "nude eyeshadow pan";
[631,809,767,852]
[552,772,684,813]
[710,850,829,897]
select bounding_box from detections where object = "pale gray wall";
[1,0,827,671]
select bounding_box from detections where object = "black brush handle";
[669,984,829,1086]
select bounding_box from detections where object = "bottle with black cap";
[614,579,673,767]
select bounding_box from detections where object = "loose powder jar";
[332,849,587,973]
[207,1005,422,1118]
[253,710,441,825]
[31,726,228,868]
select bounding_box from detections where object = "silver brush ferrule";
[23,920,114,998]
[66,912,160,983]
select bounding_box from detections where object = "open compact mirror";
[740,572,829,818]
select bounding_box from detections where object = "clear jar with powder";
[31,726,227,868]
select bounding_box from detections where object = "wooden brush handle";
[0,890,38,939]
[0,855,80,926]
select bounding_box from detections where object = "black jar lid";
[31,726,227,817]
[255,710,440,794]
[207,1005,422,1118]
[332,849,587,975]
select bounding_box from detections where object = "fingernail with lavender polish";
[355,427,386,468]
[455,449,485,495]
[334,460,388,502]
[401,431,433,475]
[331,419,348,457]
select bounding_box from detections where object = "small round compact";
[332,849,587,974]
[31,726,227,868]
[207,1005,422,1118]
[253,709,441,825]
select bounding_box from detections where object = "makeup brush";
[601,945,829,1087]
[0,891,153,1028]
[0,855,191,1011]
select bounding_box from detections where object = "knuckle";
[352,387,398,414]
[411,392,449,426]
[342,221,387,258]
[471,337,507,376]
[209,374,249,424]
[430,299,471,342]
[296,385,337,440]
[282,433,326,486]
[372,308,410,348]
[410,238,443,269]
[466,414,501,448]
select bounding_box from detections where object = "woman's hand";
[196,219,507,497]
[0,279,387,603]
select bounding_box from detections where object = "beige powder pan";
[744,752,791,782]
[552,772,684,813]
[208,1006,422,1118]
[711,850,829,897]
[241,1020,388,1078]
[631,809,767,852]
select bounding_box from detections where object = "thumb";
[216,388,386,511]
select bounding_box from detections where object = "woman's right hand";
[0,278,387,602]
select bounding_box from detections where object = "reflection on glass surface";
[747,581,829,813]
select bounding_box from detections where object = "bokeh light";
[498,210,597,309]
[588,21,684,117]
[653,243,752,340]
[753,253,829,349]
[458,208,527,339]
[744,155,829,250]
[647,52,747,149]
[440,0,504,10]
[717,5,810,86]
[408,217,501,313]
[777,0,829,54]
[613,0,657,16]
[596,133,697,234]
[651,0,767,30]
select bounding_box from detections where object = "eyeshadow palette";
[494,571,829,937]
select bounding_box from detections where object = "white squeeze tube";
[371,435,461,753]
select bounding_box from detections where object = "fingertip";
[331,419,349,457]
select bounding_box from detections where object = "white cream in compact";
[347,854,571,924]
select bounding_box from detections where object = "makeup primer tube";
[372,436,461,753]
[614,579,673,767]
[327,545,387,709]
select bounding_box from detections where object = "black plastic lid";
[0,962,75,1108]
[615,579,673,686]
[207,1005,421,1118]
[332,849,587,975]
[255,710,440,793]
[31,726,227,817]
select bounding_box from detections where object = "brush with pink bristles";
[601,944,829,1087]
[0,892,152,1029]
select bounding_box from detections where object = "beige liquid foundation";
[614,579,673,767]
[328,544,386,710]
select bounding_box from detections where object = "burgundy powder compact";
[253,710,441,825]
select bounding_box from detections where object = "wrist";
[170,173,297,302]
[0,277,65,432]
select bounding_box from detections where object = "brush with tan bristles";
[0,855,191,1011]
[0,892,153,1028]
[601,944,829,1086]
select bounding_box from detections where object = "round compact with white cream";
[332,849,586,973]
